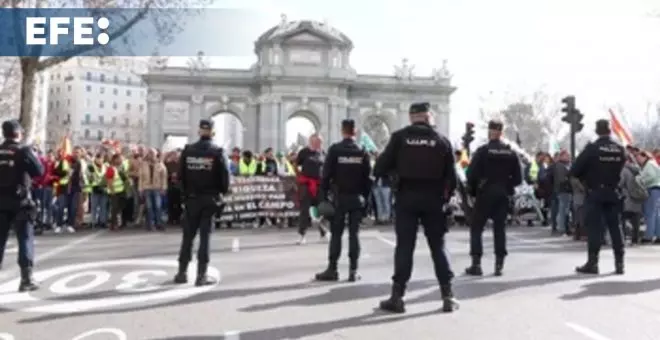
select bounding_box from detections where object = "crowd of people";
[519,146,660,245]
[29,138,395,236]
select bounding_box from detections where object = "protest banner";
[218,176,299,222]
[448,183,542,222]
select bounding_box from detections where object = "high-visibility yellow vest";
[239,158,257,175]
[57,160,70,185]
[281,159,294,174]
[529,161,539,181]
[109,166,125,194]
[91,163,107,192]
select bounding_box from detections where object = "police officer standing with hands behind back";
[0,120,44,292]
[465,120,522,277]
[374,102,459,314]
[570,119,626,275]
[174,119,229,286]
[314,119,371,283]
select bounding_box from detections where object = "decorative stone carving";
[394,58,415,80]
[148,49,168,71]
[220,95,230,104]
[191,94,204,105]
[432,59,452,82]
[258,93,281,104]
[374,101,382,110]
[280,13,287,26]
[187,50,209,75]
[147,92,163,102]
[301,96,309,109]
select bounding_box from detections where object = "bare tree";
[0,57,20,120]
[0,0,209,142]
[629,101,660,149]
[480,89,563,153]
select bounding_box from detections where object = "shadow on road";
[147,308,444,340]
[560,277,660,300]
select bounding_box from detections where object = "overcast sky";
[171,0,660,142]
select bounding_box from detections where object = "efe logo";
[26,17,110,45]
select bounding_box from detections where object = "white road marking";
[71,327,127,340]
[224,330,240,340]
[231,238,240,252]
[375,232,396,247]
[0,230,106,280]
[6,247,17,254]
[565,322,613,340]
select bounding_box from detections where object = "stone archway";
[361,114,392,150]
[286,110,322,150]
[209,110,245,149]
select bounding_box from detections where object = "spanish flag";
[609,109,633,146]
[458,149,470,168]
[57,134,72,157]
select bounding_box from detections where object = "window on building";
[113,76,119,84]
[48,101,53,109]
[86,85,91,92]
[100,87,105,94]
[124,117,129,126]
[97,130,103,140]
[100,74,105,82]
[66,99,71,106]
[125,132,130,141]
[113,88,118,95]
[138,104,144,112]
[111,116,117,125]
[127,77,132,85]
[65,114,70,123]
[84,129,90,138]
[56,87,60,94]
[99,116,104,124]
[49,88,54,94]
[50,74,54,81]
[86,72,92,81]
[125,103,131,111]
[126,89,131,96]
[99,101,104,109]
[138,119,144,127]
[112,102,117,110]
[85,114,90,123]
[67,85,72,92]
[55,101,60,108]
[57,73,61,80]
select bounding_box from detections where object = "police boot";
[440,284,460,313]
[314,264,339,282]
[18,268,39,292]
[464,256,483,276]
[173,262,188,284]
[195,262,216,287]
[379,283,405,313]
[348,261,360,282]
[575,253,599,275]
[614,254,624,275]
[494,257,505,276]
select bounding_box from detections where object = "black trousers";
[0,209,35,269]
[622,211,641,243]
[177,196,215,266]
[328,195,362,271]
[167,186,182,223]
[470,190,509,258]
[585,189,624,257]
[392,191,453,288]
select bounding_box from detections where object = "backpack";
[627,167,648,201]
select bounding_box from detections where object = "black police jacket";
[178,138,229,197]
[321,138,371,199]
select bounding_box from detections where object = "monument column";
[189,94,204,142]
[277,102,286,152]
[257,94,280,151]
[397,102,410,130]
[146,92,164,148]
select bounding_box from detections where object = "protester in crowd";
[619,151,644,244]
[545,149,572,235]
[372,152,392,225]
[89,153,109,229]
[634,150,660,243]
[33,150,56,234]
[164,151,182,225]
[139,148,167,231]
[106,153,129,231]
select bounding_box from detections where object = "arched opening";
[362,115,391,150]
[211,111,245,149]
[286,112,319,151]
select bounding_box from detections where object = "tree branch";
[36,0,155,71]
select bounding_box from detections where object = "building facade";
[45,57,148,150]
[143,16,455,151]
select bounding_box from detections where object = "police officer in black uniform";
[374,102,459,313]
[174,119,229,286]
[570,119,625,275]
[314,119,371,282]
[0,120,44,292]
[464,120,522,276]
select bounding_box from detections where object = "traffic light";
[462,122,475,150]
[560,95,582,161]
[561,95,576,124]
[573,109,584,132]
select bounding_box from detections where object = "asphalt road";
[1,225,660,340]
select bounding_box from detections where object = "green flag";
[359,131,378,152]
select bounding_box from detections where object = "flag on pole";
[458,149,469,168]
[359,131,378,153]
[609,108,633,146]
[57,134,72,157]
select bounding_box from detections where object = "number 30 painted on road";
[0,328,127,340]
[48,270,168,295]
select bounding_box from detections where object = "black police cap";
[341,119,355,130]
[409,102,430,114]
[595,119,610,134]
[488,120,503,131]
[199,119,214,130]
[2,119,22,137]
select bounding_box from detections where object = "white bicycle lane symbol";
[0,259,221,314]
[0,327,127,340]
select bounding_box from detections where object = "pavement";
[1,225,660,340]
